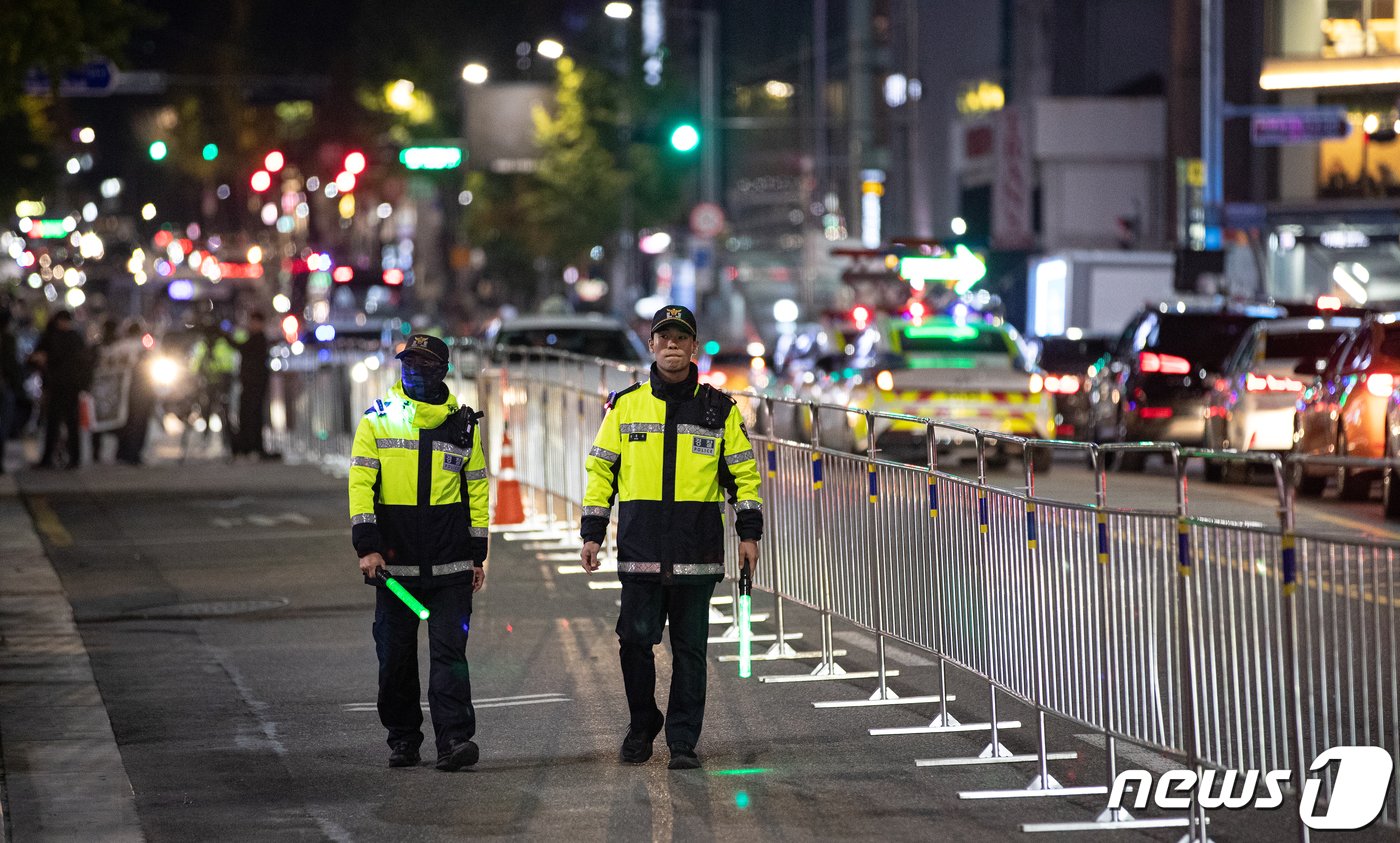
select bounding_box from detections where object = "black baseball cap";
[651,304,697,337]
[396,333,449,363]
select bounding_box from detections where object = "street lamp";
[461,62,488,85]
[604,2,633,18]
[537,39,565,60]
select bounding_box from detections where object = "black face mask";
[402,359,448,402]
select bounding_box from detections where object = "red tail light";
[1366,372,1396,397]
[1044,374,1081,394]
[1139,351,1191,375]
[1139,406,1173,419]
[1245,373,1303,393]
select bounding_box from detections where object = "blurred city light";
[951,217,968,236]
[264,150,285,172]
[764,80,794,99]
[604,2,634,18]
[773,298,799,324]
[77,127,95,144]
[670,124,700,152]
[344,151,366,174]
[100,178,122,198]
[141,203,157,220]
[202,143,219,161]
[250,170,272,192]
[537,39,565,60]
[247,245,263,264]
[335,171,357,192]
[148,141,168,160]
[461,63,489,84]
[386,79,417,112]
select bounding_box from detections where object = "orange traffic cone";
[494,425,526,525]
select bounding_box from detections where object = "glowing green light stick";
[379,571,430,620]
[738,563,753,678]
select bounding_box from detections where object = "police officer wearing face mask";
[580,305,763,771]
[349,334,490,771]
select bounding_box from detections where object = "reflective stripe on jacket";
[348,381,489,586]
[581,363,762,583]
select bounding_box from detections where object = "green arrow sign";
[898,245,987,294]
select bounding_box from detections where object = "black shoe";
[667,743,701,770]
[619,712,664,764]
[435,739,479,772]
[388,742,420,768]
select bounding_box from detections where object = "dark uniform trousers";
[373,580,476,755]
[617,579,718,748]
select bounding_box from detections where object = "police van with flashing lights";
[808,312,1057,469]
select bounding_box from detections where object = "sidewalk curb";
[0,474,145,842]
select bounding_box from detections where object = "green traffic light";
[202,143,219,161]
[670,124,700,152]
[148,140,168,161]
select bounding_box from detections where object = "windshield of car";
[1038,337,1112,372]
[1261,329,1347,362]
[495,328,639,361]
[1147,314,1263,370]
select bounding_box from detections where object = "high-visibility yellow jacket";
[190,334,237,378]
[349,381,489,586]
[582,364,763,583]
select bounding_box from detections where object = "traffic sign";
[897,245,987,294]
[1250,108,1350,146]
[23,60,117,97]
[690,202,725,238]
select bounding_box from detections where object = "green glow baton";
[738,563,753,679]
[379,570,430,620]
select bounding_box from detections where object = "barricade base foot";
[718,649,844,663]
[1027,773,1062,790]
[707,631,802,645]
[760,669,900,684]
[1095,808,1134,823]
[915,750,1077,768]
[869,687,900,702]
[958,785,1108,800]
[813,694,955,709]
[812,691,952,705]
[1021,817,1200,833]
[763,641,799,658]
[587,581,623,590]
[871,718,1017,736]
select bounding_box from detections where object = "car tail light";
[1139,351,1191,375]
[1138,406,1173,419]
[875,370,894,391]
[1366,372,1396,397]
[1245,373,1304,392]
[1044,374,1081,394]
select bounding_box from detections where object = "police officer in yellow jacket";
[349,334,489,772]
[580,305,762,771]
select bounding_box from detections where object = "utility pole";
[1201,0,1224,250]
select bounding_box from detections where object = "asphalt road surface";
[6,447,1397,841]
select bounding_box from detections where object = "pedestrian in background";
[0,303,21,474]
[89,317,121,464]
[189,319,237,454]
[580,304,763,771]
[232,311,272,459]
[30,310,89,470]
[116,321,154,466]
[348,334,491,771]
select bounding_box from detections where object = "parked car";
[1088,303,1282,468]
[1204,316,1359,482]
[1294,312,1400,501]
[1035,334,1113,442]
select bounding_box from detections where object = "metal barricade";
[283,343,1400,839]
